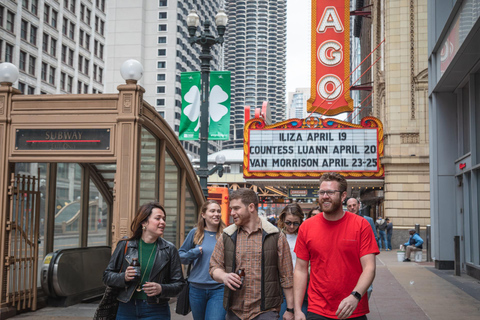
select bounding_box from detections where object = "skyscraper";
[223,0,287,149]
[0,0,106,95]
[104,0,223,158]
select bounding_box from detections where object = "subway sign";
[243,117,384,179]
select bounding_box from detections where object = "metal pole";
[454,236,461,276]
[415,223,420,235]
[426,225,431,262]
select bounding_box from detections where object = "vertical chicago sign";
[307,0,353,115]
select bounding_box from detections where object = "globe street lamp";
[187,9,228,198]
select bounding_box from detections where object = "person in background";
[293,173,379,320]
[179,200,226,320]
[375,217,388,250]
[306,206,321,219]
[403,229,424,262]
[210,188,295,320]
[103,202,185,320]
[386,218,393,251]
[277,203,308,318]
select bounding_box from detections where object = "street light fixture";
[0,62,19,86]
[187,9,228,198]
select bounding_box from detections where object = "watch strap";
[351,291,362,301]
[286,307,294,313]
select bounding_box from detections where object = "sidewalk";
[9,251,480,319]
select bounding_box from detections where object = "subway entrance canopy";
[0,67,204,316]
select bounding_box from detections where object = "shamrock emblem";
[183,85,228,131]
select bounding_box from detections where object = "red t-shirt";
[295,211,379,318]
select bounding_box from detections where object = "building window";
[49,66,55,85]
[159,111,165,117]
[69,22,75,39]
[79,29,84,46]
[21,20,28,40]
[18,82,26,94]
[158,36,167,44]
[157,86,165,94]
[157,74,166,81]
[60,72,66,90]
[67,76,73,93]
[6,11,15,33]
[27,86,35,95]
[98,68,103,82]
[84,58,89,75]
[159,0,167,6]
[84,83,88,93]
[78,56,83,71]
[100,20,105,35]
[80,4,85,20]
[41,62,47,81]
[30,25,37,45]
[68,49,74,66]
[42,33,49,52]
[158,49,166,56]
[86,9,91,24]
[157,61,166,68]
[99,44,104,59]
[22,0,29,10]
[85,33,90,50]
[159,12,167,19]
[158,24,167,31]
[28,56,36,75]
[62,18,68,35]
[5,43,13,62]
[94,40,98,55]
[19,51,27,71]
[50,38,56,56]
[44,4,50,22]
[174,125,179,132]
[93,64,97,80]
[61,45,67,62]
[31,0,38,15]
[51,10,57,28]
[175,112,181,120]
[70,0,76,13]
[77,81,82,94]
[157,99,165,106]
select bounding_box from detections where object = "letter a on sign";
[307,0,353,116]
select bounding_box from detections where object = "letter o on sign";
[317,74,343,100]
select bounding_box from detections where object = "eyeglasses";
[318,190,342,196]
[284,221,300,227]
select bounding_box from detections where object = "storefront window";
[139,127,158,205]
[163,151,179,245]
[184,183,198,237]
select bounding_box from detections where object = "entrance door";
[2,171,41,312]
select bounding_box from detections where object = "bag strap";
[119,240,129,272]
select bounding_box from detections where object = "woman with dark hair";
[103,202,185,320]
[278,203,308,318]
[306,206,321,219]
[178,200,226,320]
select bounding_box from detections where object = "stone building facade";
[355,0,430,243]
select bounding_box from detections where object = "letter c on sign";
[317,74,343,100]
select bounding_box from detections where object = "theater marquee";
[243,117,384,179]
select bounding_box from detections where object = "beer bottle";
[236,269,245,289]
[130,258,141,281]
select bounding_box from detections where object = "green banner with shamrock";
[179,71,231,141]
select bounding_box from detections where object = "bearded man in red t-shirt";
[293,173,379,320]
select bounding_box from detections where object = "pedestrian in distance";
[306,206,321,219]
[210,188,295,320]
[293,173,379,320]
[386,218,393,250]
[375,217,388,250]
[277,203,308,318]
[178,200,226,320]
[403,229,423,262]
[103,202,185,320]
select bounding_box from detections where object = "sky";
[286,0,312,94]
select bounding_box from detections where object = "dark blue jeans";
[387,232,392,250]
[116,299,170,319]
[189,285,226,320]
[377,230,387,250]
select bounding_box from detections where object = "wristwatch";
[286,307,294,314]
[351,291,362,301]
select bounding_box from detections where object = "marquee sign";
[244,117,384,179]
[307,0,353,115]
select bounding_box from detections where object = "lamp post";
[187,9,228,198]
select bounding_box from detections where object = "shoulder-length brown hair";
[127,202,166,241]
[193,200,226,245]
[277,203,304,233]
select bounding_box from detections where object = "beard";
[321,197,343,214]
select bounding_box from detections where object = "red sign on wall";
[307,0,353,116]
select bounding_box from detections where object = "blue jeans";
[116,299,170,319]
[377,230,387,250]
[387,232,392,250]
[189,285,226,320]
[279,293,308,319]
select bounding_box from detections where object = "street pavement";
[9,251,480,320]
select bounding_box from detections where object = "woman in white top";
[277,203,308,318]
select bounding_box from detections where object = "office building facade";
[223,0,287,149]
